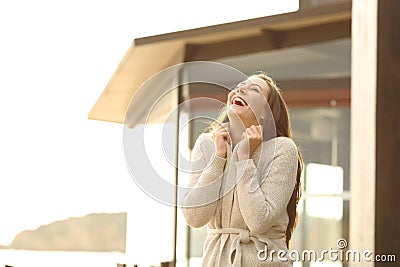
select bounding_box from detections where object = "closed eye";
[231,82,262,93]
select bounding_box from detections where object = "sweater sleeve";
[235,137,298,234]
[182,133,226,228]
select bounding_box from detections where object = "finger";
[251,124,259,132]
[216,125,225,131]
[214,130,228,137]
[216,133,231,144]
[246,127,255,136]
[215,128,230,144]
[249,125,261,136]
[218,122,230,130]
[216,126,228,133]
[216,122,226,129]
[251,125,261,136]
[248,125,260,136]
[216,132,229,139]
[213,131,226,140]
[226,133,231,144]
[214,130,225,136]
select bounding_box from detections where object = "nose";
[234,87,246,95]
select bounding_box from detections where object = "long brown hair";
[255,72,303,248]
[211,71,303,248]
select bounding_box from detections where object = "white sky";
[0,0,298,246]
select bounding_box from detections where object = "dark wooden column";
[350,0,400,266]
[375,0,400,265]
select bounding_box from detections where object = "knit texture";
[182,133,299,266]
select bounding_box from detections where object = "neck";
[228,117,247,147]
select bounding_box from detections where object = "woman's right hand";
[212,123,230,158]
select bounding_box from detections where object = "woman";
[182,72,303,266]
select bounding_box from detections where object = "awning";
[88,2,351,124]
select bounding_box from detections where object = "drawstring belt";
[208,228,283,267]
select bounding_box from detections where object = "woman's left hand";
[237,125,263,161]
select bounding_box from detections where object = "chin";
[227,107,246,121]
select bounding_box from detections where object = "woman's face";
[227,76,270,127]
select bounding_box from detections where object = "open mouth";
[231,96,248,107]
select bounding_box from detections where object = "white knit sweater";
[182,132,299,266]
